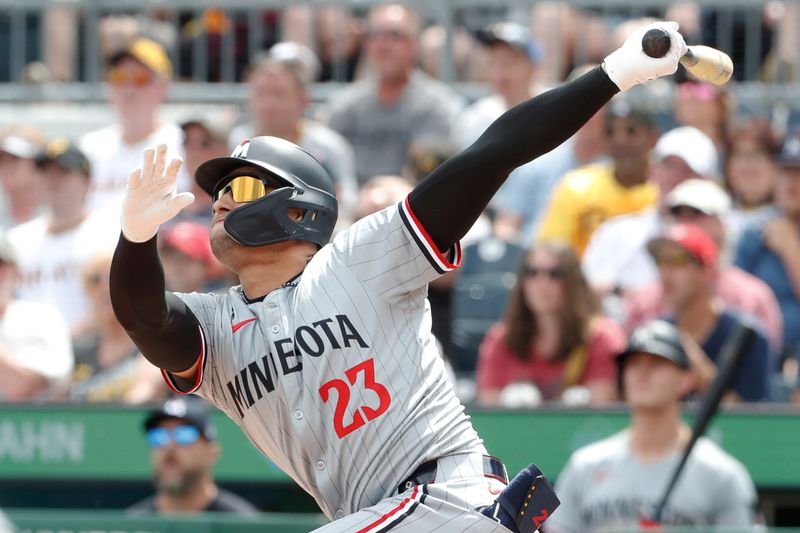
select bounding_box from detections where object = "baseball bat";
[641,28,734,85]
[645,322,756,525]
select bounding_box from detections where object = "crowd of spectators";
[0,1,798,413]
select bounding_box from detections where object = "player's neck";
[236,243,317,299]
[156,478,218,513]
[629,412,688,461]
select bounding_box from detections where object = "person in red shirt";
[476,241,625,406]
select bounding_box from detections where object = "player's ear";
[678,369,694,398]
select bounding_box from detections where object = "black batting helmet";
[196,136,338,248]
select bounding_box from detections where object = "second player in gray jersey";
[110,19,687,533]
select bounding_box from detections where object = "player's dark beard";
[155,467,205,496]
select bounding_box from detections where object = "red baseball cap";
[647,223,718,267]
[160,221,214,267]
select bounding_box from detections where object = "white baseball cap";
[654,126,718,179]
[666,178,731,216]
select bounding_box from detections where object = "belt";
[398,454,508,494]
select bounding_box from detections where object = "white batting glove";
[121,144,195,243]
[602,21,688,92]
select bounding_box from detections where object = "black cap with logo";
[36,138,91,176]
[143,397,217,440]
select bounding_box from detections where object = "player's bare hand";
[121,144,195,243]
[602,21,687,91]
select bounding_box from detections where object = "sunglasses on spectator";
[214,175,283,203]
[653,251,699,267]
[107,68,154,87]
[669,205,708,218]
[367,28,412,41]
[523,266,564,280]
[146,425,202,448]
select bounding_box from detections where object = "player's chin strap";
[479,464,560,533]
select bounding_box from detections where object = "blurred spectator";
[673,81,733,154]
[324,3,463,185]
[353,175,412,222]
[724,117,781,249]
[418,25,477,82]
[649,224,773,401]
[736,130,800,360]
[229,44,358,217]
[8,139,119,329]
[537,99,659,256]
[0,126,45,227]
[492,64,609,244]
[476,241,625,406]
[79,37,187,212]
[129,398,259,514]
[69,251,163,403]
[583,126,718,302]
[454,21,542,149]
[175,114,235,226]
[547,320,759,533]
[0,229,73,402]
[159,221,223,294]
[625,179,784,353]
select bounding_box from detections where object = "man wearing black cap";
[8,138,119,328]
[129,397,258,515]
[547,320,759,532]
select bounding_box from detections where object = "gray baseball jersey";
[162,201,488,522]
[546,430,759,533]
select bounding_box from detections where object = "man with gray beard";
[129,397,258,515]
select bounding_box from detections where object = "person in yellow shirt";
[537,100,660,256]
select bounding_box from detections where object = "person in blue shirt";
[735,131,800,361]
[648,223,774,401]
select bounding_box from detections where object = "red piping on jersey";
[162,324,206,395]
[401,197,462,270]
[355,485,421,533]
[231,317,257,333]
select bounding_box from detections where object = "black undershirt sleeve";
[408,66,619,253]
[109,234,204,374]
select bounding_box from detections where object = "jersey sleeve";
[330,200,461,304]
[710,454,759,526]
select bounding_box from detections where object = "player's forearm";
[408,66,618,252]
[110,234,203,373]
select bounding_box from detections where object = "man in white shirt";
[79,37,187,213]
[9,139,120,328]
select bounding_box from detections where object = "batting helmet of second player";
[196,136,338,248]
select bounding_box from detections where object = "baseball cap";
[160,221,214,267]
[647,223,719,268]
[109,37,173,80]
[666,178,731,216]
[268,41,321,86]
[654,126,719,178]
[180,114,234,146]
[36,138,91,176]
[0,127,43,159]
[777,130,800,168]
[476,22,541,63]
[143,397,216,440]
[617,319,690,370]
[606,97,656,127]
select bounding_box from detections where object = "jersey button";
[271,324,280,333]
[335,509,344,519]
[293,410,303,420]
[315,460,326,471]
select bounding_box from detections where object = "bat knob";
[642,28,671,58]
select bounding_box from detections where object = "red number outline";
[319,358,391,439]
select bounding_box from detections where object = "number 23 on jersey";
[319,358,392,439]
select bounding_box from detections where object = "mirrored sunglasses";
[107,68,154,87]
[146,425,202,448]
[653,251,699,267]
[214,175,282,203]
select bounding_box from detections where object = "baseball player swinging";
[110,22,686,533]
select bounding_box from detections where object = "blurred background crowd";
[0,0,798,409]
[0,0,799,529]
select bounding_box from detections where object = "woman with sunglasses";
[476,242,625,407]
[110,22,685,533]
